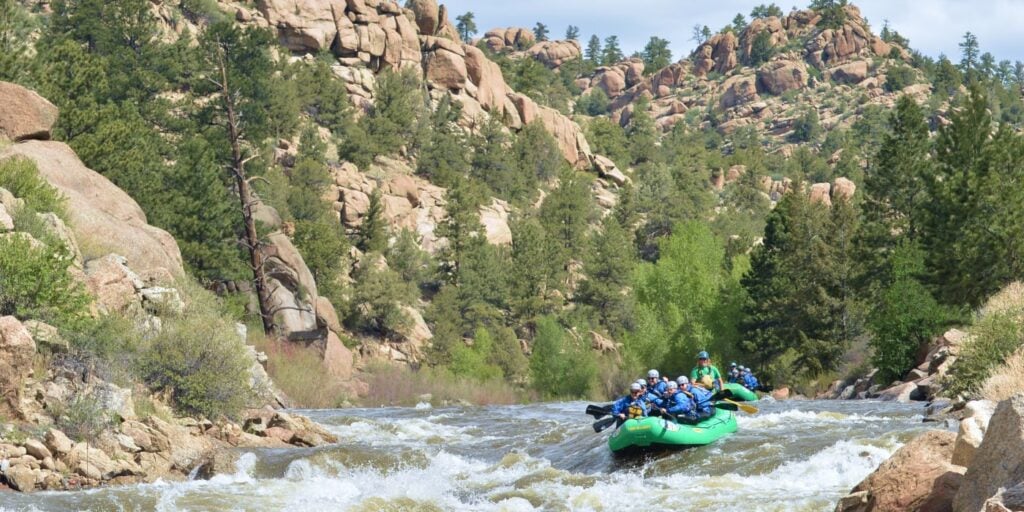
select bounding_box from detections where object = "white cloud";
[440,0,1024,62]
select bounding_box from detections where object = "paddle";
[713,402,739,411]
[710,388,734,401]
[721,398,758,414]
[586,404,612,419]
[592,415,618,433]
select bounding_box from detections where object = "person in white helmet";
[646,369,668,398]
[611,382,650,423]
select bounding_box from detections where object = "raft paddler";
[646,369,667,397]
[687,376,715,419]
[690,350,725,391]
[611,382,650,422]
[653,380,694,419]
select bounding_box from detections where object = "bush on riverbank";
[253,335,354,408]
[946,283,1024,398]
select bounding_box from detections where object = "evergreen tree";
[455,12,477,43]
[959,31,980,77]
[417,94,469,186]
[732,14,747,32]
[750,3,783,18]
[530,316,595,398]
[933,55,964,97]
[0,0,34,82]
[509,217,563,329]
[340,67,425,168]
[576,215,636,335]
[857,96,931,294]
[601,35,623,65]
[357,190,388,254]
[565,25,580,41]
[747,30,775,66]
[626,97,658,165]
[809,0,849,30]
[513,121,565,186]
[436,180,487,283]
[576,88,611,116]
[533,22,549,42]
[641,36,672,71]
[691,24,711,44]
[469,117,523,202]
[585,35,602,65]
[585,117,630,168]
[539,170,593,261]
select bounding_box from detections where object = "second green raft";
[608,407,737,453]
[723,382,759,402]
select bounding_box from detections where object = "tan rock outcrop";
[0,82,59,142]
[323,331,354,380]
[479,199,512,246]
[528,39,582,69]
[720,74,760,109]
[832,177,857,201]
[809,183,832,207]
[407,0,438,35]
[952,400,997,467]
[0,316,36,419]
[2,141,184,277]
[482,27,535,52]
[692,31,739,76]
[954,395,1024,512]
[839,430,964,512]
[757,61,808,95]
[828,61,870,84]
[424,44,468,90]
[263,232,319,340]
[255,0,336,52]
[84,254,144,314]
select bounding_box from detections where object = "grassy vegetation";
[253,335,355,408]
[360,362,532,407]
[946,283,1024,398]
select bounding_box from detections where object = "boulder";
[594,67,627,98]
[44,429,73,456]
[876,381,918,402]
[770,387,790,400]
[0,82,59,142]
[828,61,870,84]
[954,395,1024,512]
[831,178,856,201]
[479,201,512,246]
[809,183,833,207]
[1,141,184,277]
[263,232,319,340]
[0,204,12,231]
[845,430,964,512]
[407,0,439,35]
[424,46,468,90]
[952,400,997,467]
[399,305,432,350]
[2,464,36,491]
[255,0,337,52]
[0,316,36,418]
[720,74,759,109]
[757,61,808,95]
[84,254,143,314]
[323,331,354,380]
[528,39,582,69]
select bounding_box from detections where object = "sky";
[440,0,1024,63]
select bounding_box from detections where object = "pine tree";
[959,31,980,77]
[469,117,521,201]
[455,12,477,43]
[601,35,623,65]
[809,0,849,30]
[357,190,388,254]
[641,36,672,71]
[417,94,469,186]
[539,170,594,262]
[732,14,747,32]
[576,215,636,335]
[509,217,563,329]
[436,180,486,283]
[626,97,658,165]
[0,0,34,82]
[565,25,580,41]
[533,22,549,42]
[750,3,783,19]
[585,35,602,65]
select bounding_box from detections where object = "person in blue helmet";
[690,351,725,390]
[611,382,650,423]
[646,369,668,398]
[653,380,694,420]
[741,366,760,391]
[727,362,740,383]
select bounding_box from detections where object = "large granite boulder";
[954,395,1024,512]
[0,82,59,142]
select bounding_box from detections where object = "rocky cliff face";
[581,5,921,143]
[246,0,592,167]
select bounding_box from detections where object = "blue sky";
[440,1,1024,63]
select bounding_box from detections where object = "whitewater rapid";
[1,399,934,511]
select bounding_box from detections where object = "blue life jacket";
[689,385,714,415]
[611,395,649,418]
[650,380,668,397]
[742,373,759,390]
[656,391,694,416]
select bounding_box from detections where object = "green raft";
[724,382,759,402]
[607,407,737,454]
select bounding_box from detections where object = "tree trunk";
[218,48,276,337]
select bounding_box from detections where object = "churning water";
[2,399,935,511]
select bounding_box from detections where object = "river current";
[2,399,935,511]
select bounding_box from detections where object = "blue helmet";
[697,351,710,359]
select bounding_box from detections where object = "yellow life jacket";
[627,404,645,419]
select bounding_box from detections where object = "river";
[2,399,937,511]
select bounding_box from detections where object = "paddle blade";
[723,398,758,414]
[711,389,734,401]
[592,416,617,433]
[713,402,739,411]
[586,404,611,419]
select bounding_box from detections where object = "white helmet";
[629,382,642,392]
[647,369,660,379]
[676,376,689,385]
[666,381,679,390]
[635,379,647,388]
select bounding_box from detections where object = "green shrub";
[529,316,596,399]
[0,234,90,329]
[140,290,253,419]
[885,65,915,92]
[946,312,1024,398]
[790,109,822,143]
[869,277,947,384]
[347,255,416,338]
[448,328,503,381]
[0,157,68,221]
[576,88,611,116]
[54,394,113,442]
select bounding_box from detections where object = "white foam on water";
[738,408,900,429]
[415,401,433,410]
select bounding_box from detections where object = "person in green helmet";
[690,350,725,390]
